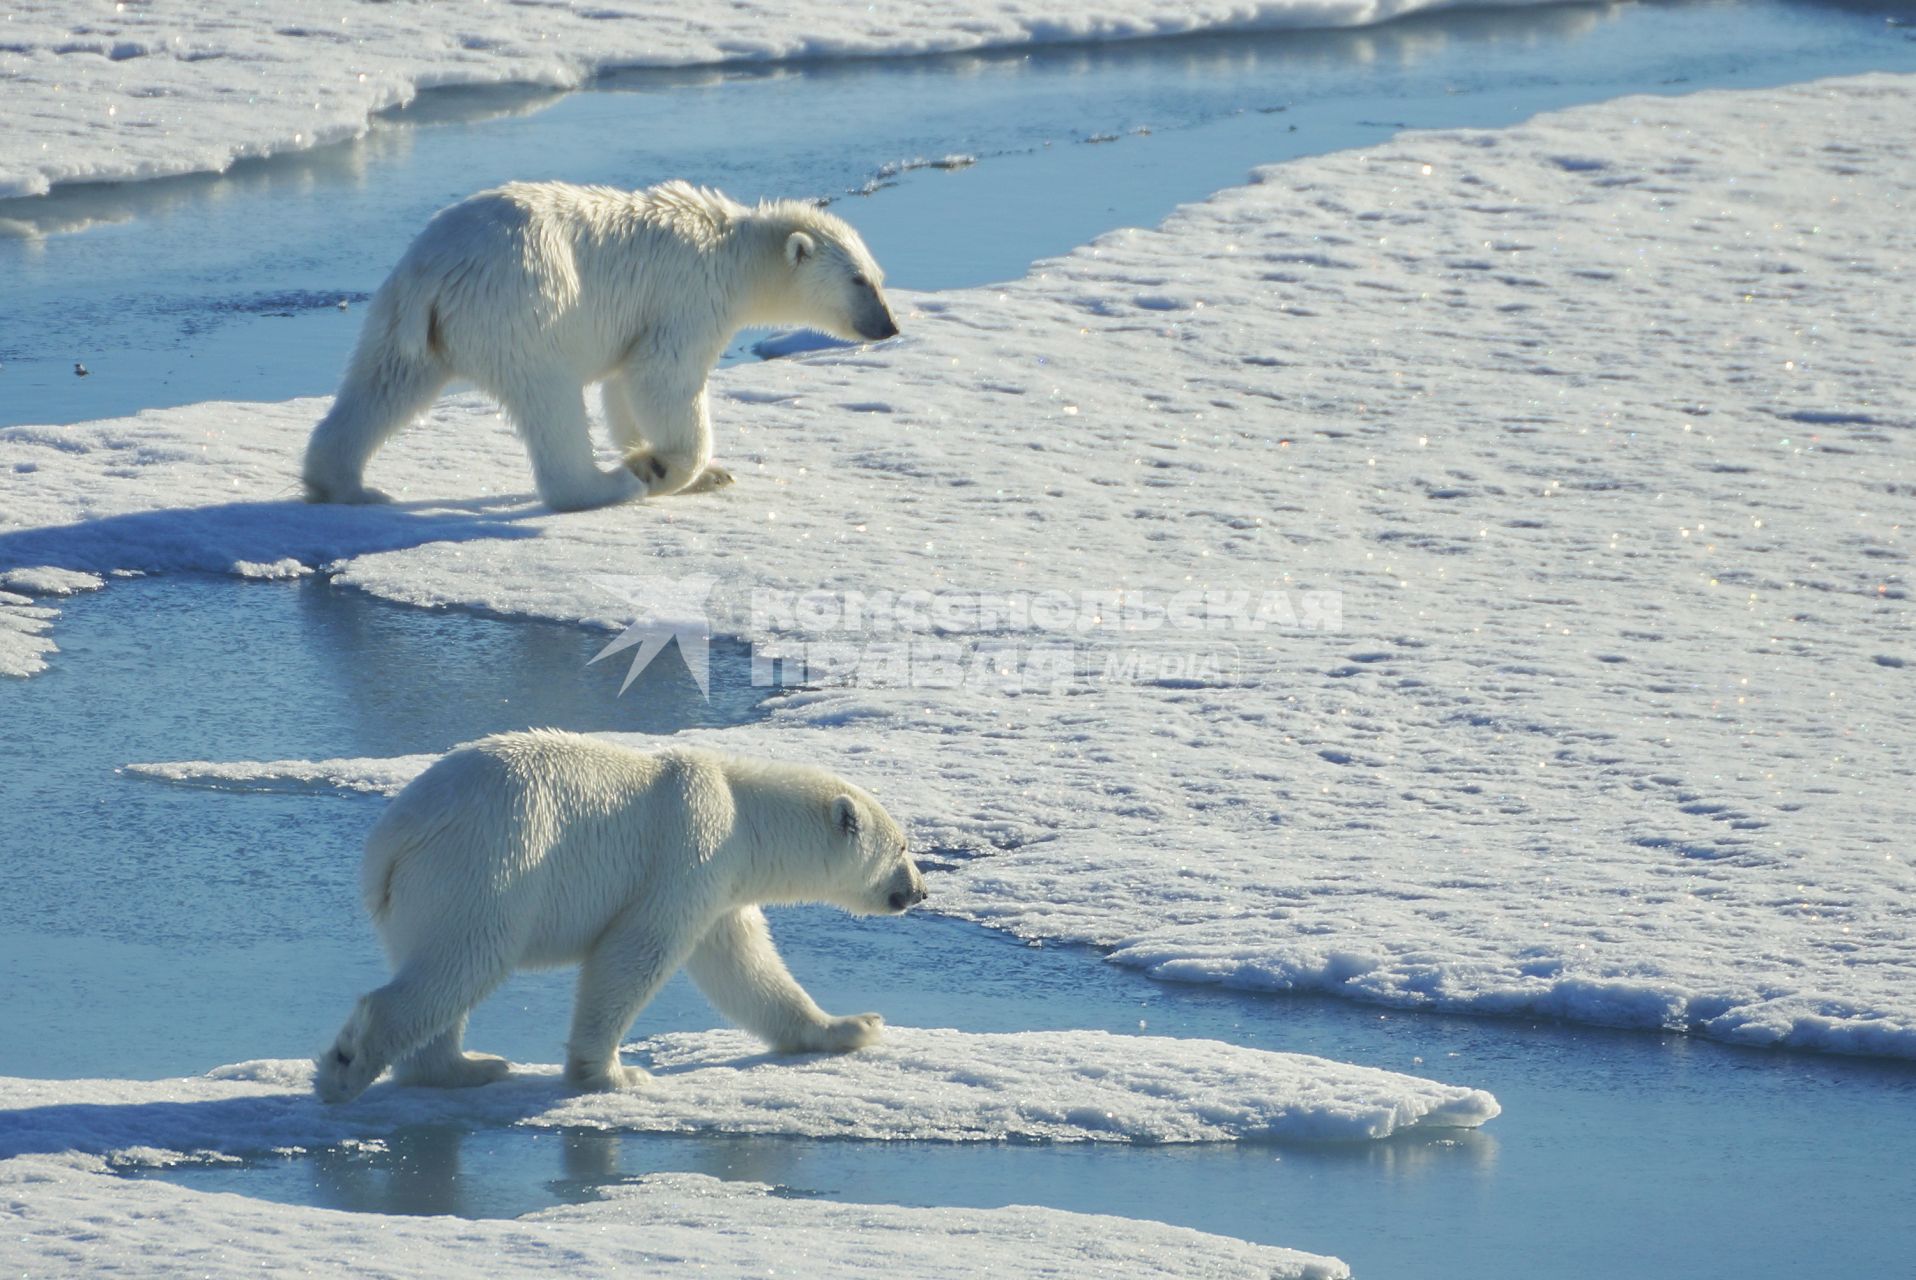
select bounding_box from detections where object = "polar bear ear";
[785,231,815,267]
[831,794,861,837]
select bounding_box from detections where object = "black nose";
[866,315,899,341]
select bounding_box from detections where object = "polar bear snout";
[857,307,900,342]
[884,864,928,913]
[846,272,898,342]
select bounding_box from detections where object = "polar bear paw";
[682,464,736,494]
[314,1029,383,1105]
[623,449,674,492]
[305,479,395,505]
[782,1012,884,1055]
[823,1012,885,1051]
[564,1058,652,1092]
[394,1051,512,1090]
[623,451,733,497]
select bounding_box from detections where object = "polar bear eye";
[851,273,871,289]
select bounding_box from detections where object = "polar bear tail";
[302,272,450,503]
[361,785,450,927]
[360,809,408,926]
[358,761,482,930]
[372,268,440,366]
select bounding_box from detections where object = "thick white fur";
[303,180,898,511]
[314,730,925,1104]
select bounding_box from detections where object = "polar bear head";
[723,755,924,915]
[773,206,899,344]
[825,785,927,916]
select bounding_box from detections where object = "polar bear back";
[364,732,739,967]
[389,180,751,383]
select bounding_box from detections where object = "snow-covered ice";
[7,75,1915,1066]
[0,0,1560,200]
[592,1027,1497,1141]
[126,753,441,796]
[0,567,102,676]
[0,589,60,677]
[0,1156,1348,1279]
[1,1025,1486,1275]
[0,1028,1494,1158]
[0,567,104,596]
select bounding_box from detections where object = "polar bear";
[302,181,899,511]
[314,730,926,1104]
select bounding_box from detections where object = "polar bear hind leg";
[601,374,646,452]
[304,348,449,504]
[685,906,883,1054]
[315,940,510,1104]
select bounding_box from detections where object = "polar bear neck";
[711,756,868,910]
[728,204,857,332]
[590,183,875,341]
[562,183,796,339]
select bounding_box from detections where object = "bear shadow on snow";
[0,495,546,582]
[0,1057,700,1167]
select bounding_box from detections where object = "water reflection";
[0,123,410,243]
[0,82,591,241]
[158,1117,1500,1223]
[285,577,766,752]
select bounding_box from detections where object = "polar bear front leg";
[685,906,884,1054]
[564,909,697,1091]
[606,372,727,491]
[498,375,647,512]
[614,369,723,499]
[601,373,647,453]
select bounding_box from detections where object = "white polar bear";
[302,180,899,512]
[314,730,926,1104]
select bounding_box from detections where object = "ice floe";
[0,1155,1350,1279]
[0,0,1560,199]
[0,1027,1494,1161]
